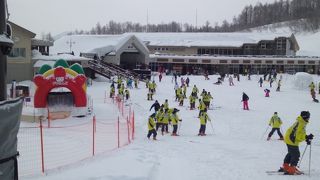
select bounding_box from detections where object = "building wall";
[7,23,34,83]
[148,46,197,55]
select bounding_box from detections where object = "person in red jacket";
[242,92,249,110]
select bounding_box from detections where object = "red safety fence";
[18,94,135,177]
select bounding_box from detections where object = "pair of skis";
[266,170,304,176]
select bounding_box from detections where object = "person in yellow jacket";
[155,108,164,131]
[189,95,196,110]
[110,86,115,98]
[171,108,182,136]
[267,112,283,140]
[203,92,213,108]
[163,99,169,111]
[147,113,157,140]
[161,109,170,135]
[198,110,211,136]
[279,111,314,175]
[198,99,207,117]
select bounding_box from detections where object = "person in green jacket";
[147,113,157,140]
[198,110,211,136]
[189,95,196,110]
[279,111,313,175]
[110,86,115,98]
[267,112,283,140]
[155,108,164,131]
[198,99,207,117]
[161,108,170,135]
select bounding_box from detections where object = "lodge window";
[254,60,262,64]
[243,60,250,64]
[266,60,273,64]
[231,60,239,64]
[287,61,294,64]
[9,48,26,58]
[172,59,184,63]
[261,43,266,49]
[202,59,211,63]
[189,59,198,63]
[308,61,315,64]
[277,61,284,64]
[219,60,227,64]
[157,59,168,62]
[298,61,305,64]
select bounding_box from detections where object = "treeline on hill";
[69,0,320,35]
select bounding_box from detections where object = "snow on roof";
[0,34,13,44]
[33,60,55,68]
[129,32,291,47]
[33,52,91,62]
[52,31,319,57]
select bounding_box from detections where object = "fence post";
[132,111,135,140]
[117,116,120,148]
[47,108,50,128]
[92,115,96,156]
[126,116,131,144]
[39,119,45,174]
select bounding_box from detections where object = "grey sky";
[8,0,272,36]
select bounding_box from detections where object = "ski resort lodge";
[6,22,320,82]
[52,32,320,76]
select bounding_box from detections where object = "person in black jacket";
[150,100,160,113]
[242,92,249,110]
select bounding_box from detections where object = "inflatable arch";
[33,59,87,116]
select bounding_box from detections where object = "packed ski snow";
[22,73,320,180]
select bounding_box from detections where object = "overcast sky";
[8,0,273,36]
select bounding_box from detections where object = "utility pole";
[195,8,198,32]
[146,9,149,32]
[66,36,75,54]
[0,0,7,101]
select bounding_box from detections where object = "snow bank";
[292,72,313,90]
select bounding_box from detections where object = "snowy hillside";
[22,73,320,180]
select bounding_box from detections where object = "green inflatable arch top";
[38,64,52,74]
[54,59,69,68]
[70,63,85,74]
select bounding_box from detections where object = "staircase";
[88,60,144,80]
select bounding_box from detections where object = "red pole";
[126,116,131,144]
[92,115,96,156]
[39,119,45,173]
[117,116,120,148]
[132,111,135,140]
[129,106,131,122]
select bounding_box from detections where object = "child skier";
[198,110,211,136]
[147,113,157,140]
[189,95,196,110]
[171,108,181,136]
[258,77,263,87]
[110,86,115,98]
[276,80,281,91]
[264,89,270,97]
[186,77,190,87]
[278,111,313,175]
[229,76,234,86]
[242,92,249,110]
[150,100,160,113]
[125,89,130,100]
[161,109,170,135]
[267,112,283,140]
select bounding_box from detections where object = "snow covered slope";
[22,74,320,180]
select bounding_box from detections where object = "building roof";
[8,21,36,38]
[32,39,54,46]
[52,32,295,56]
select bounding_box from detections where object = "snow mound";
[292,72,313,90]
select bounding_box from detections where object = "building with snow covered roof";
[52,32,320,75]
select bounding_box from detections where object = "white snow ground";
[21,73,320,180]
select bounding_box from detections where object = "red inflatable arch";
[34,67,87,108]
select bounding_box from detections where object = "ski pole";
[298,144,308,168]
[261,126,270,140]
[309,143,312,176]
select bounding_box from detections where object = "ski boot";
[278,163,289,172]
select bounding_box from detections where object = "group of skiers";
[109,76,132,101]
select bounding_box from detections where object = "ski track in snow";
[23,74,320,180]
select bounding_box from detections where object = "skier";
[203,92,213,108]
[163,99,169,111]
[242,92,249,110]
[171,108,182,136]
[125,89,130,100]
[155,108,164,131]
[110,86,115,98]
[264,89,270,97]
[134,78,138,88]
[161,109,170,135]
[229,76,234,86]
[309,82,318,102]
[198,110,211,136]
[186,77,190,87]
[267,112,283,140]
[279,111,313,175]
[178,93,184,106]
[189,94,196,110]
[159,73,162,82]
[149,100,160,113]
[258,77,263,87]
[147,89,153,101]
[147,113,157,140]
[276,80,281,91]
[192,85,199,97]
[198,99,207,117]
[269,78,274,88]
